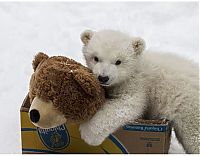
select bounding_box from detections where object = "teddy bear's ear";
[32,52,49,71]
[81,30,94,45]
[132,37,146,56]
[72,69,100,97]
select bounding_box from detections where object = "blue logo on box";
[37,124,70,150]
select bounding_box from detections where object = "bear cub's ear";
[81,30,93,45]
[132,37,146,56]
[32,52,49,71]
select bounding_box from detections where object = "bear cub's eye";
[94,56,99,62]
[115,60,121,65]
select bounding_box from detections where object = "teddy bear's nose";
[30,109,40,123]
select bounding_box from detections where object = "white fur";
[80,30,199,153]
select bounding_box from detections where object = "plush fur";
[79,30,199,153]
[29,52,105,128]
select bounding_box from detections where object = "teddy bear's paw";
[79,123,105,146]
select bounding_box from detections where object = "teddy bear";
[28,52,105,129]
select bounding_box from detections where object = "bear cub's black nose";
[98,75,109,83]
[30,109,40,123]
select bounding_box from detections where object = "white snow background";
[0,1,198,154]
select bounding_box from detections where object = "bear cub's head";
[81,30,146,87]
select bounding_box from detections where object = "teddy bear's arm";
[79,93,146,146]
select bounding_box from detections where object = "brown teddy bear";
[28,52,105,128]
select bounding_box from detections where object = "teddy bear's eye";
[115,60,121,65]
[94,56,99,62]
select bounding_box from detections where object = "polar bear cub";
[79,29,199,154]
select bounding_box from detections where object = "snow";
[0,2,198,153]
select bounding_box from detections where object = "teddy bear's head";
[28,52,105,128]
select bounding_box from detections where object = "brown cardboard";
[113,119,171,153]
[20,94,172,154]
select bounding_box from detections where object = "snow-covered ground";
[0,2,198,154]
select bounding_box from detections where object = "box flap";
[20,94,31,112]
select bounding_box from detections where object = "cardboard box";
[21,95,172,154]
